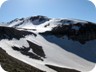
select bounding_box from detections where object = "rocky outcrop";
[0,47,80,72]
[41,22,96,44]
[0,26,36,40]
[0,26,81,72]
[0,48,44,72]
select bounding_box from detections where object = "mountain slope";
[0,15,96,72]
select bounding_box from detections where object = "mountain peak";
[1,15,96,33]
[0,16,96,72]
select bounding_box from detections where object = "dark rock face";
[29,15,50,23]
[12,40,46,61]
[0,48,44,72]
[0,26,81,72]
[8,15,50,28]
[41,22,96,44]
[12,46,44,61]
[0,26,36,40]
[27,40,46,58]
[40,22,96,63]
[0,47,80,72]
[0,18,95,72]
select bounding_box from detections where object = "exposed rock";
[0,48,44,72]
[40,22,96,44]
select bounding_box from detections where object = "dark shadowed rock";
[40,22,96,63]
[0,48,44,72]
[40,22,96,44]
[0,26,36,40]
[12,40,46,61]
[12,46,44,61]
[27,40,46,58]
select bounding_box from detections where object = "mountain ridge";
[0,15,96,72]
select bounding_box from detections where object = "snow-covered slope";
[0,15,96,72]
[4,15,89,32]
[7,15,50,29]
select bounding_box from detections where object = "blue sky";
[0,0,96,22]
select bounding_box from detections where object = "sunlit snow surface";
[0,65,7,72]
[0,35,95,72]
[0,16,96,72]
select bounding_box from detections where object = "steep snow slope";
[0,15,96,72]
[4,15,90,32]
[8,15,50,28]
[0,30,94,72]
